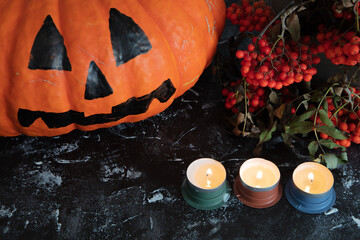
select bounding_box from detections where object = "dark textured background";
[1,1,360,239]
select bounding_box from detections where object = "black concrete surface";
[1,66,360,239]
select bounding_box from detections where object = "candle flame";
[304,172,314,193]
[256,170,263,180]
[308,172,314,183]
[205,168,212,187]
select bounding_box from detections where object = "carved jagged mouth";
[18,79,176,128]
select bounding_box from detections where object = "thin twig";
[242,78,248,136]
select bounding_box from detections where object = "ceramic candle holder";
[181,158,231,210]
[285,162,336,214]
[233,158,282,208]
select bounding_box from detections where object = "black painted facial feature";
[109,8,152,67]
[28,15,72,71]
[18,79,176,128]
[85,61,113,100]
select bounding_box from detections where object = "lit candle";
[187,158,226,190]
[292,162,334,194]
[239,158,280,190]
[233,158,282,208]
[181,158,230,210]
[285,162,336,214]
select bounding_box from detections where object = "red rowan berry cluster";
[317,26,360,66]
[310,88,360,148]
[222,83,267,114]
[222,80,241,114]
[236,35,320,90]
[226,0,274,32]
[246,85,267,113]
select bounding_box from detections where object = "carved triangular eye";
[85,61,113,100]
[109,8,152,67]
[28,15,71,71]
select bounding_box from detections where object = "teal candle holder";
[181,158,231,210]
[181,178,231,210]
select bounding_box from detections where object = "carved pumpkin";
[0,0,225,136]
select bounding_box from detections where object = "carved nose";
[85,61,113,100]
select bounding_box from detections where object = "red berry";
[242,66,250,74]
[225,102,232,109]
[236,50,245,59]
[349,112,358,120]
[352,135,360,144]
[256,88,265,96]
[339,122,348,131]
[250,98,260,108]
[320,132,328,140]
[349,123,357,132]
[221,88,230,96]
[258,39,267,47]
[259,65,268,73]
[313,56,321,64]
[349,45,360,56]
[248,44,255,52]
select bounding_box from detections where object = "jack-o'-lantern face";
[19,10,176,130]
[0,0,226,136]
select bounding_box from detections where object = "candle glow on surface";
[240,158,280,189]
[293,162,334,194]
[187,158,226,189]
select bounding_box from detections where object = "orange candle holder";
[233,158,282,208]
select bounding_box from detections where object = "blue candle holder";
[285,179,336,214]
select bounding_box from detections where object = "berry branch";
[219,0,360,168]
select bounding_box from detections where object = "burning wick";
[255,170,263,188]
[304,172,314,193]
[206,168,213,187]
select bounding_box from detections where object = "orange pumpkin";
[0,0,226,136]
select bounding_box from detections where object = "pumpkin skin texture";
[0,0,226,136]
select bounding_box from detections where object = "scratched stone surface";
[1,1,360,239]
[1,67,360,240]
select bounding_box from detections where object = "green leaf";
[286,121,314,134]
[317,125,347,140]
[323,99,328,112]
[318,109,334,127]
[338,151,348,164]
[258,121,277,145]
[290,109,316,125]
[319,139,344,150]
[323,153,339,169]
[308,141,318,159]
[310,91,323,103]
